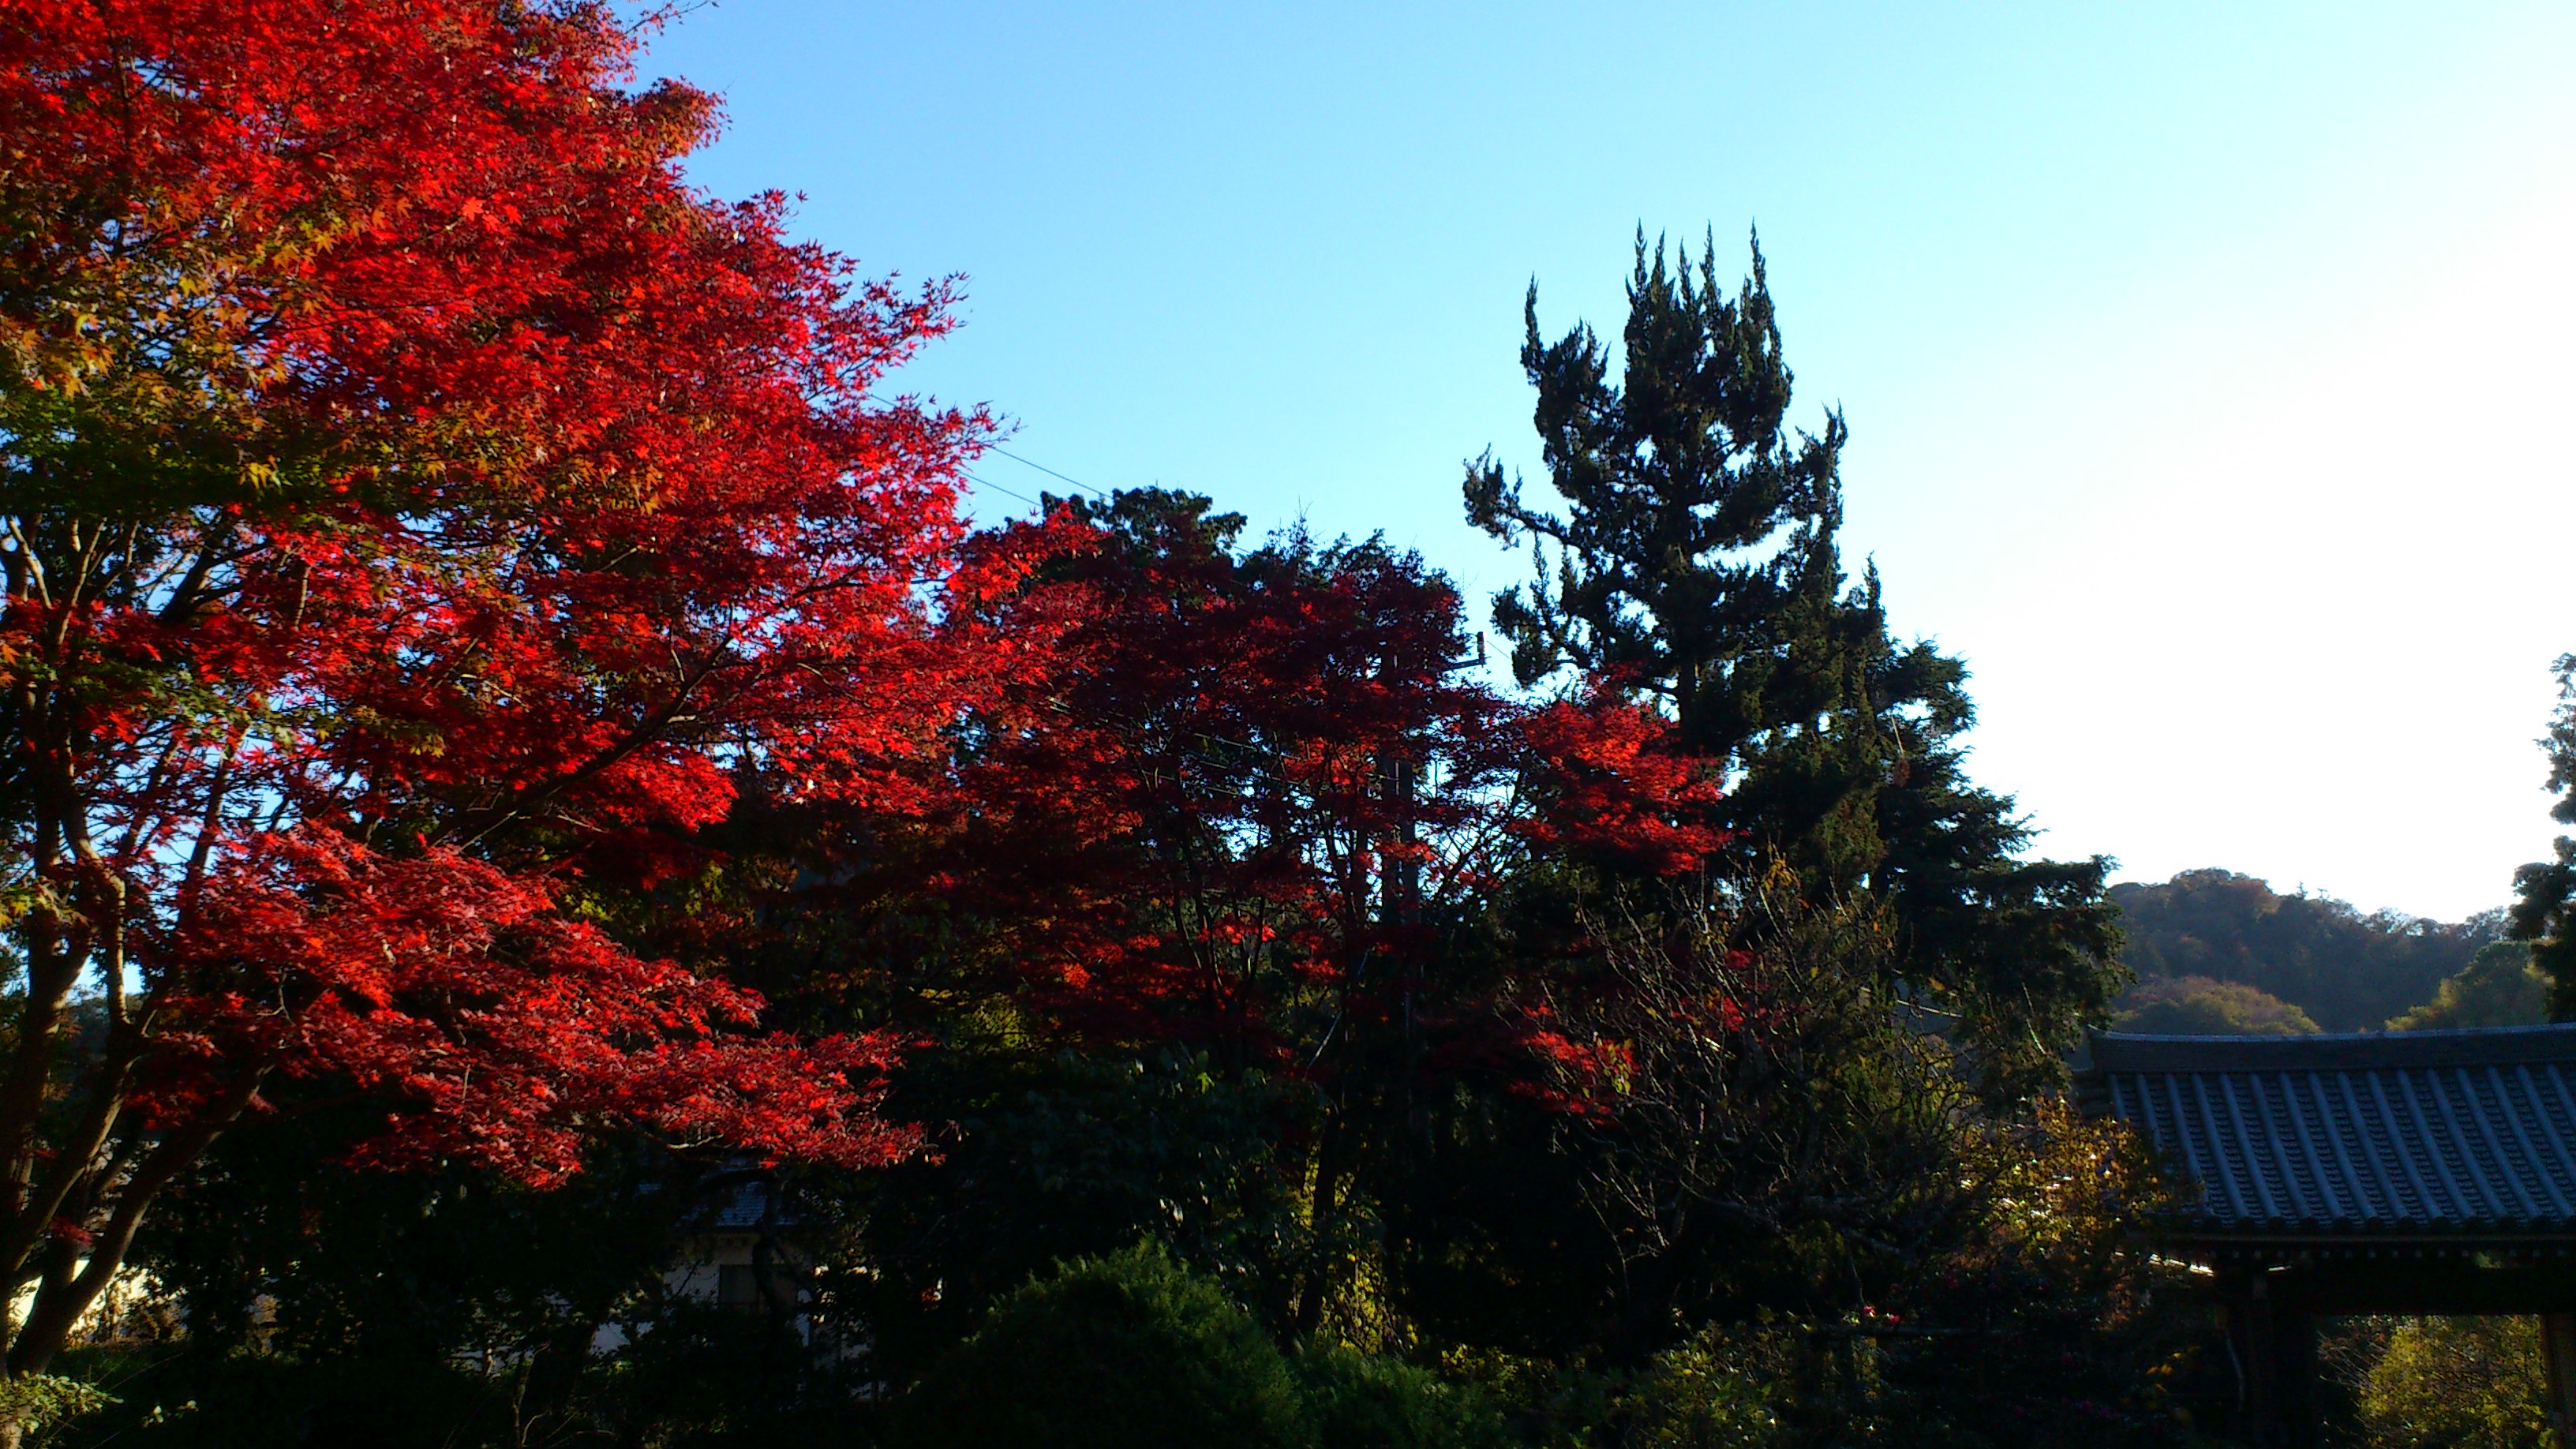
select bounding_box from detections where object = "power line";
[961,470,1042,508]
[985,444,1110,500]
[859,390,1107,511]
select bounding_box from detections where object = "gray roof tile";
[2079,1024,2576,1237]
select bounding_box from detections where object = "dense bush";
[1295,1344,1508,1449]
[897,1245,1507,1449]
[897,1244,1311,1449]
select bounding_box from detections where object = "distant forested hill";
[2108,870,2505,1032]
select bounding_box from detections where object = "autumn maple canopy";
[923,492,1718,1056]
[0,0,1032,1369]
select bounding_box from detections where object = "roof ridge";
[2084,1023,2576,1074]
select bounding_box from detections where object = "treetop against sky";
[640,0,2576,919]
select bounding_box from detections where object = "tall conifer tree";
[2509,653,2576,1017]
[1466,230,2120,1095]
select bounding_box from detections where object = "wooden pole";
[2543,1312,2576,1449]
[2274,1309,2319,1449]
[2224,1271,2279,1445]
[2223,1270,2321,1448]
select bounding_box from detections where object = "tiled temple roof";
[2078,1024,2576,1241]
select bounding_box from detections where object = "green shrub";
[898,1242,1309,1449]
[1295,1343,1506,1449]
[1623,1322,1792,1449]
[0,1372,114,1443]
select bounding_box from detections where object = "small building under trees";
[2081,1024,2576,1447]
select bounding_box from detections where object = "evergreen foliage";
[2512,653,2576,1018]
[0,1376,113,1442]
[1465,230,2118,1098]
[1621,1322,1794,1447]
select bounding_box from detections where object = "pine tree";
[2509,653,2576,1018]
[1465,230,2120,1096]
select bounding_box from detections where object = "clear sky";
[637,2,2576,922]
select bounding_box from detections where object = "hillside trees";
[0,0,1020,1386]
[2387,942,2550,1030]
[2110,976,2320,1035]
[2112,871,2499,1030]
[1462,230,2118,1096]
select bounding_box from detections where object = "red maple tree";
[0,0,1015,1374]
[896,485,1720,1036]
[908,492,1721,1058]
[929,493,1515,1063]
[849,489,1719,1327]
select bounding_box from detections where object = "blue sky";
[640,2,2576,919]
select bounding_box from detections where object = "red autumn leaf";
[0,0,1035,1370]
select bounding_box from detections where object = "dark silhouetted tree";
[1464,230,2118,1096]
[2513,654,2576,1018]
